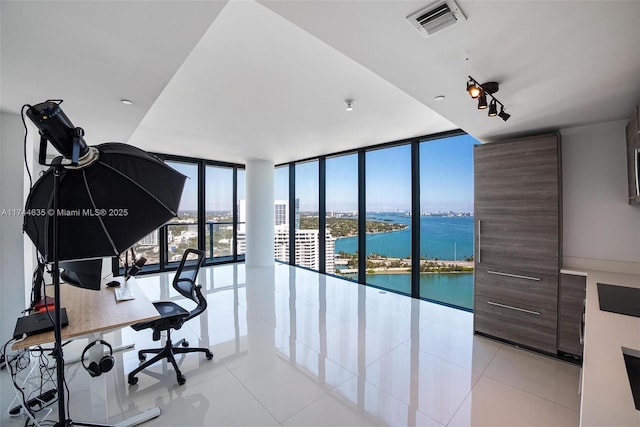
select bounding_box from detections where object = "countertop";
[570,268,640,427]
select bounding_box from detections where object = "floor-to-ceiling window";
[365,145,412,295]
[205,165,234,260]
[237,168,246,257]
[326,154,358,281]
[115,156,244,275]
[275,130,475,311]
[165,160,199,264]
[274,165,290,263]
[294,161,319,270]
[419,135,475,309]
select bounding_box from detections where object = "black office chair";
[128,248,212,386]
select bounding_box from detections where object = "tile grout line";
[443,343,503,426]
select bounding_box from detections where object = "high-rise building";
[274,228,335,273]
[239,198,333,272]
[274,199,287,226]
[139,231,159,246]
[274,198,300,228]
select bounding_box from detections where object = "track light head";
[477,93,488,110]
[467,79,482,99]
[488,99,498,117]
[480,82,499,95]
[498,106,511,122]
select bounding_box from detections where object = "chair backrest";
[173,248,207,321]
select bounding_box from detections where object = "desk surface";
[13,277,159,350]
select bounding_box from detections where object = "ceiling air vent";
[406,0,466,38]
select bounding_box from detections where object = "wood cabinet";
[558,273,586,357]
[473,134,562,354]
[626,105,640,206]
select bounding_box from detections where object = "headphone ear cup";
[87,361,101,377]
[99,355,114,374]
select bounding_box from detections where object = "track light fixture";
[466,75,510,121]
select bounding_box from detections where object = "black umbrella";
[24,142,186,262]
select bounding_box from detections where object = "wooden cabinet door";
[558,273,586,356]
[474,134,560,274]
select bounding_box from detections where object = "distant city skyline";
[170,133,476,213]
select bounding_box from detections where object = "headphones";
[81,340,114,377]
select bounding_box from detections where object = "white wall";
[561,120,640,270]
[0,112,28,344]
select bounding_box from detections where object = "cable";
[21,104,34,189]
[2,338,36,420]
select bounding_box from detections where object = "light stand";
[24,100,167,427]
[46,141,110,427]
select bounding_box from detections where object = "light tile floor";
[1,263,581,426]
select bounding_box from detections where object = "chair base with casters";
[127,248,212,386]
[127,325,212,386]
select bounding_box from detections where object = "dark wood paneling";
[473,133,561,354]
[475,295,558,354]
[475,266,558,311]
[558,273,586,356]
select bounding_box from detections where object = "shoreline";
[336,259,474,275]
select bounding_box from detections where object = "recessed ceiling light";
[120,99,133,105]
[345,99,354,111]
[434,95,445,102]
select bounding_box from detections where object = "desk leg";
[81,336,161,427]
[113,407,161,427]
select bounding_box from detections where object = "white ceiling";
[2,0,639,165]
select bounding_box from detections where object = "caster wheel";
[128,376,138,385]
[206,351,213,360]
[178,376,186,385]
[181,340,189,347]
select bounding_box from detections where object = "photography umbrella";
[24,142,186,262]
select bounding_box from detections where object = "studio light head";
[26,100,98,167]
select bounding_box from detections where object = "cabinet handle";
[487,270,541,281]
[486,301,541,316]
[477,220,481,263]
[579,298,586,345]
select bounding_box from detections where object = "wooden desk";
[13,278,160,350]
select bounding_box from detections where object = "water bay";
[334,215,475,310]
[335,214,474,261]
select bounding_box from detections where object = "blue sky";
[174,133,477,213]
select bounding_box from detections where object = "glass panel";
[274,166,290,262]
[237,168,246,257]
[131,230,160,266]
[295,161,319,270]
[205,165,233,260]
[166,161,199,263]
[419,134,475,309]
[365,145,412,295]
[326,154,358,279]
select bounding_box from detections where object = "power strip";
[8,388,57,415]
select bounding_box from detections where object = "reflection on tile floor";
[1,263,580,426]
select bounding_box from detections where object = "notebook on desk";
[13,308,69,339]
[114,285,135,301]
